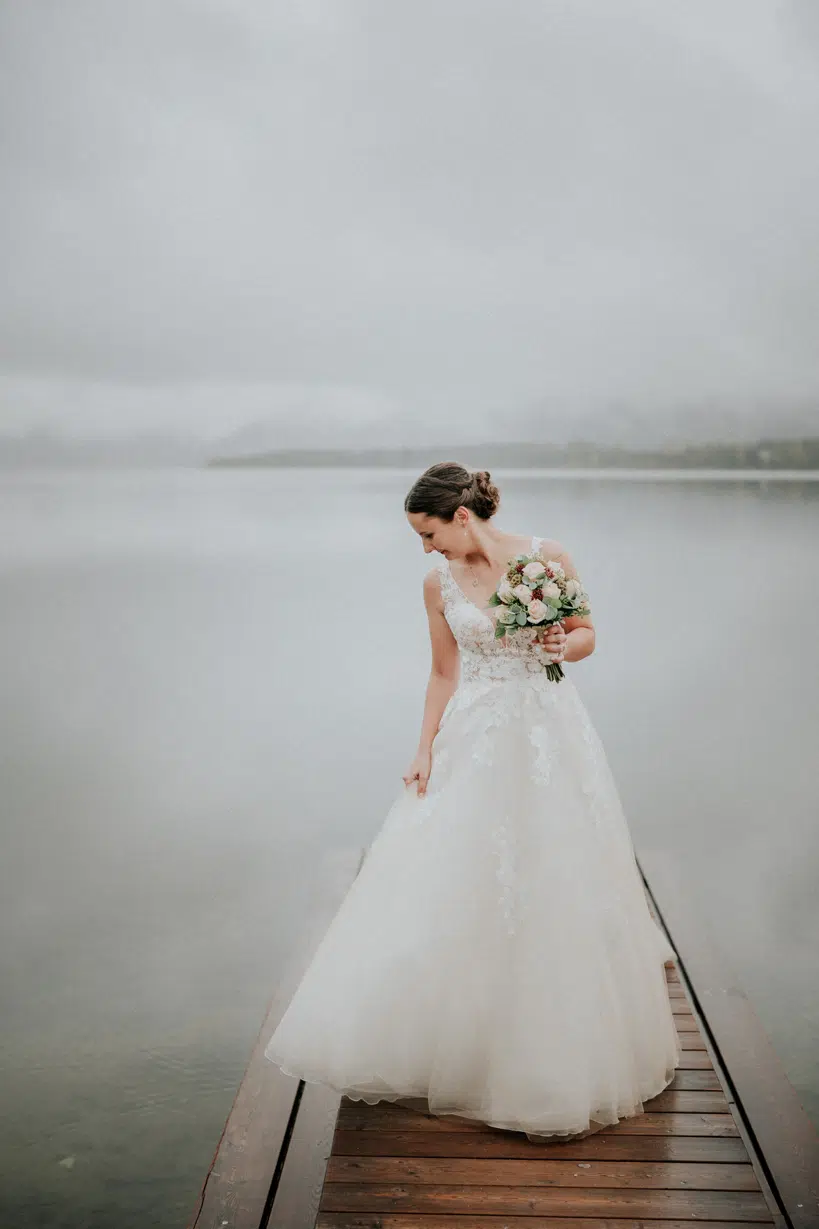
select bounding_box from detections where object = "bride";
[264,461,682,1140]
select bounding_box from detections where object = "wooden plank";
[665,1067,723,1089]
[340,1088,739,1119]
[329,1128,750,1162]
[187,1071,299,1229]
[325,1155,761,1189]
[336,1104,740,1136]
[646,1089,730,1111]
[677,1034,707,1049]
[639,850,819,1229]
[187,845,364,1229]
[266,1082,341,1229]
[329,1126,749,1162]
[675,1049,715,1068]
[318,1218,768,1229]
[318,1183,773,1219]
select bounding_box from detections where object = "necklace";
[464,544,511,590]
[460,536,531,597]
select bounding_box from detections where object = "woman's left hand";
[536,621,568,662]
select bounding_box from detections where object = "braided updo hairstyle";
[404,461,501,522]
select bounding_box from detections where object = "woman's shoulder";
[535,536,582,578]
[534,536,583,583]
[424,560,445,588]
[533,534,566,557]
[423,558,448,612]
[423,554,450,588]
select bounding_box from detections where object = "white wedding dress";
[264,535,682,1139]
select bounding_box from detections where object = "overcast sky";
[1,0,818,444]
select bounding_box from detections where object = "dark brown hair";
[404,461,501,522]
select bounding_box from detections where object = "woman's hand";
[403,747,432,797]
[536,620,568,663]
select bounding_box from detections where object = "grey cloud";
[1,0,818,439]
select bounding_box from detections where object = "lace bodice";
[434,534,557,690]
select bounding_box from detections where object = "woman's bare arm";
[416,569,460,752]
[540,537,596,663]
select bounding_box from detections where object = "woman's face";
[406,511,467,557]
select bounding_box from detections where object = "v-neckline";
[445,534,538,616]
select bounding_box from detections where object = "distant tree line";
[207,436,819,470]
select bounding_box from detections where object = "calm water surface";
[1,466,817,1225]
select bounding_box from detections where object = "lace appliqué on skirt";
[529,723,557,786]
[492,813,519,937]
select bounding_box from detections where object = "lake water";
[1,465,817,1226]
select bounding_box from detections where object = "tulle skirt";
[264,672,682,1139]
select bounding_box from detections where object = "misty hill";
[206,436,819,470]
[2,424,817,471]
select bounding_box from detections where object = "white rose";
[497,606,518,624]
[527,598,549,623]
[543,581,561,599]
[565,578,580,598]
[522,560,546,581]
[545,560,565,579]
[497,579,515,604]
[512,583,532,605]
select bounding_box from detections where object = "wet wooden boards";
[313,960,783,1228]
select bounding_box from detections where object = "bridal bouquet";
[487,550,591,682]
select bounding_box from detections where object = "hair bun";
[471,469,500,519]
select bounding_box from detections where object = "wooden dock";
[188,847,819,1229]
